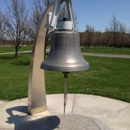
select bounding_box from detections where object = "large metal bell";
[41,31,89,72]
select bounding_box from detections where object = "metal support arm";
[28,3,54,115]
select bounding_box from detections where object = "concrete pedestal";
[0,94,130,130]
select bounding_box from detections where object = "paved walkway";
[82,52,130,59]
[0,51,130,58]
[0,94,130,130]
[0,51,31,55]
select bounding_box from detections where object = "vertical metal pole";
[63,72,69,117]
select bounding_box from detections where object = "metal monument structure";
[28,0,89,115]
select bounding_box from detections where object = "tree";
[80,32,87,46]
[28,0,55,52]
[4,0,28,58]
[0,10,6,46]
[127,29,130,47]
[104,27,111,51]
[85,24,95,51]
[119,23,127,50]
[43,0,53,6]
[28,0,57,41]
[28,0,45,41]
[106,16,120,52]
[93,31,102,48]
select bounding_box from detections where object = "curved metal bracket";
[46,0,76,33]
[28,3,54,115]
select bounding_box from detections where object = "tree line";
[0,0,130,58]
[80,16,130,52]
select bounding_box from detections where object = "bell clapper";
[63,72,69,117]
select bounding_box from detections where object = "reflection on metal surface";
[28,3,54,115]
[41,31,90,72]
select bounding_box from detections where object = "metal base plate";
[40,115,109,130]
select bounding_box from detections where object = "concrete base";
[0,94,130,130]
[0,101,5,105]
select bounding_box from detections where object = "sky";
[0,0,130,32]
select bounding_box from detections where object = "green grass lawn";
[81,46,130,55]
[0,53,130,103]
[1,45,130,55]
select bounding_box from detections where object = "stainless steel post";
[28,3,54,115]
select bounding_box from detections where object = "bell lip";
[40,62,90,72]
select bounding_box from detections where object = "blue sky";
[0,0,130,32]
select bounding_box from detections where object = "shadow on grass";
[20,52,32,55]
[0,56,14,60]
[0,55,30,66]
[10,61,30,66]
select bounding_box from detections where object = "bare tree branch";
[85,24,95,51]
[0,10,6,46]
[4,0,28,58]
[106,16,121,52]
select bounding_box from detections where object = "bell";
[41,31,89,72]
